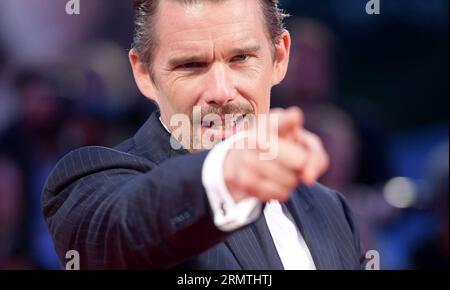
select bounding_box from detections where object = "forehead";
[154,0,269,53]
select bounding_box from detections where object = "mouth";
[201,113,248,140]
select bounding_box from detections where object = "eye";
[230,54,250,62]
[177,62,206,70]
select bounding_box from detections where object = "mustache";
[193,103,255,120]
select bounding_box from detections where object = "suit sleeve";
[41,146,231,269]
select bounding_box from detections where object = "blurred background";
[0,0,448,269]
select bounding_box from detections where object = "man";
[42,0,364,269]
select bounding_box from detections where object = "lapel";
[224,213,284,270]
[253,213,285,269]
[133,111,188,162]
[285,185,343,270]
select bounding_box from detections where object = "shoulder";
[44,141,153,195]
[296,182,357,232]
[307,183,349,211]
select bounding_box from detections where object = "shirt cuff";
[202,132,262,232]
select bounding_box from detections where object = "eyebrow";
[167,43,261,68]
[229,44,261,56]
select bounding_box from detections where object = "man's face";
[130,0,290,149]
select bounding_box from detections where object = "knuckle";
[290,107,302,121]
[310,133,322,146]
[285,175,298,189]
[322,152,330,168]
[292,153,305,171]
[239,170,255,191]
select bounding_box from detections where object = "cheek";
[161,78,202,115]
[236,67,273,113]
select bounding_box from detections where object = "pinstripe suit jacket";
[41,112,365,269]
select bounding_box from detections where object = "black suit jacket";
[41,112,365,269]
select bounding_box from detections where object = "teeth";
[235,114,245,124]
[201,120,213,128]
[201,114,246,130]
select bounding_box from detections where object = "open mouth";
[200,113,249,140]
[201,114,247,130]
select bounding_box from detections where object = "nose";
[202,63,237,108]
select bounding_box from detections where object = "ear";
[271,30,291,86]
[128,48,158,102]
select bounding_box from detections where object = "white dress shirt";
[160,119,316,270]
